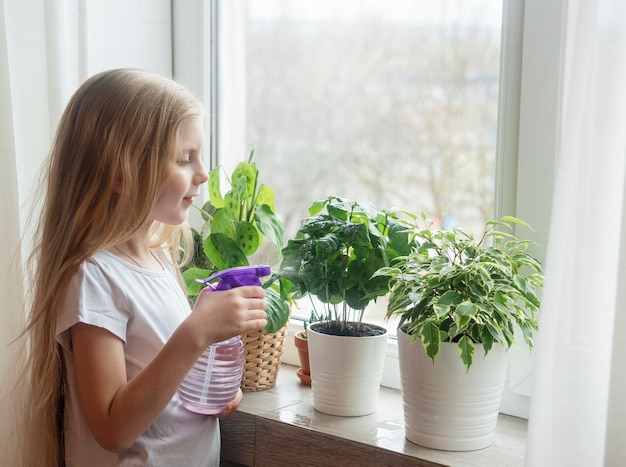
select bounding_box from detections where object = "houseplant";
[375,214,544,450]
[280,196,414,415]
[183,146,292,391]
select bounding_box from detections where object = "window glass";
[218,0,504,331]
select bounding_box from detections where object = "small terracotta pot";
[294,331,311,386]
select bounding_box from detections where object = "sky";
[247,0,503,28]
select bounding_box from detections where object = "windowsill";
[220,363,527,466]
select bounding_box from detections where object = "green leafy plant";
[182,146,291,333]
[375,215,544,370]
[279,196,415,336]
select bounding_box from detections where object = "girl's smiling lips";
[183,195,197,205]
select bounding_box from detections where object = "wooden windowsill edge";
[220,364,527,467]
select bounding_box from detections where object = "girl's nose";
[194,160,209,185]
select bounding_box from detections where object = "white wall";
[85,0,172,77]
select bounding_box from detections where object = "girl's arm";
[70,286,267,453]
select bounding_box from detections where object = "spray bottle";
[178,265,271,415]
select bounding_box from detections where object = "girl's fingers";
[253,319,268,330]
[249,298,267,310]
[237,286,266,298]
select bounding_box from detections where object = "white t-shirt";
[56,250,219,467]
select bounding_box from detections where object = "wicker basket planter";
[240,325,288,392]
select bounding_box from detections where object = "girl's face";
[152,117,208,225]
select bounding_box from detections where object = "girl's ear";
[112,179,123,193]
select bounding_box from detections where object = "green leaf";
[433,303,450,319]
[521,289,541,308]
[500,215,531,229]
[255,204,284,250]
[315,233,339,259]
[485,320,506,344]
[480,326,494,353]
[457,335,475,371]
[468,279,489,298]
[513,274,527,291]
[519,321,536,348]
[454,301,477,335]
[308,199,328,216]
[454,313,471,335]
[256,184,275,212]
[437,290,464,306]
[420,322,440,363]
[231,161,256,198]
[234,221,260,256]
[208,167,224,208]
[204,233,249,270]
[210,209,235,238]
[455,301,478,317]
[386,218,415,258]
[224,178,247,220]
[182,267,213,296]
[263,286,290,333]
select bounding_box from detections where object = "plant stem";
[192,204,213,221]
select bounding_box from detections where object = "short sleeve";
[56,258,131,352]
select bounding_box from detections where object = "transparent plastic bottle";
[178,335,244,415]
[178,265,271,415]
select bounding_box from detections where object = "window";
[173,0,542,418]
[215,0,504,333]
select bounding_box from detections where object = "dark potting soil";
[311,321,386,337]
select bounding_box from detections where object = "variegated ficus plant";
[375,214,544,371]
[182,146,291,333]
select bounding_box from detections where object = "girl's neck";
[110,240,164,271]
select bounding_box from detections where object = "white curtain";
[0,1,82,465]
[525,0,626,466]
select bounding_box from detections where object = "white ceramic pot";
[398,328,509,451]
[308,322,388,416]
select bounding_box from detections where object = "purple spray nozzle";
[196,265,272,291]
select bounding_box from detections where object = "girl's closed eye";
[177,148,202,167]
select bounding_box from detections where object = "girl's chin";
[154,212,189,226]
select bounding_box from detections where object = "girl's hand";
[187,285,268,348]
[213,388,243,419]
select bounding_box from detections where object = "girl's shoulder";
[90,249,175,275]
[71,250,175,298]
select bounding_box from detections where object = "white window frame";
[171,0,563,419]
[502,0,565,416]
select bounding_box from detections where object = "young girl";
[16,69,268,466]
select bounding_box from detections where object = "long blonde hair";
[16,69,202,466]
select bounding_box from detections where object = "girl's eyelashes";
[176,150,202,167]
